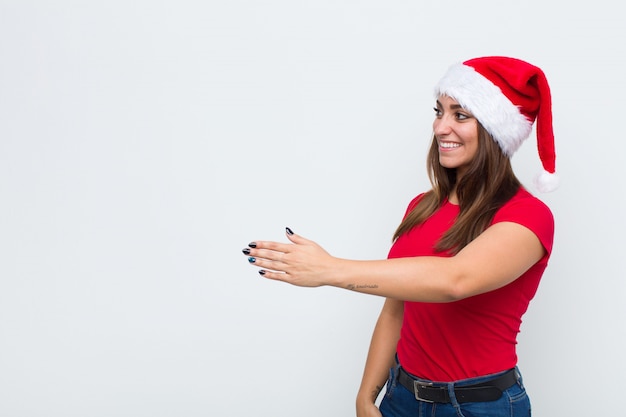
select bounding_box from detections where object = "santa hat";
[434,56,559,192]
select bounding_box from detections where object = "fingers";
[244,227,308,258]
[257,269,288,282]
[246,252,287,273]
[247,239,291,253]
[244,247,284,263]
[242,227,310,280]
[241,228,295,274]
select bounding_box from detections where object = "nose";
[433,115,452,136]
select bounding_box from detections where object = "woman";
[242,56,558,416]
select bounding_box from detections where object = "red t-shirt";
[390,187,554,381]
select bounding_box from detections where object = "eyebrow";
[436,100,465,110]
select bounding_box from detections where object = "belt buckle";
[413,381,435,403]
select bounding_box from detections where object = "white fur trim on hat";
[434,63,533,156]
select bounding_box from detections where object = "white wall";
[1,1,624,416]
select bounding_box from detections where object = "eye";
[455,112,472,121]
[433,107,442,117]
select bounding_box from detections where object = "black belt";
[397,366,519,404]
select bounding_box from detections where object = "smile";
[439,142,461,149]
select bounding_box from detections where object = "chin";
[438,159,459,170]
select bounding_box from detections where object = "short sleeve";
[402,193,426,220]
[492,191,555,255]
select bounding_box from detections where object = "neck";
[448,168,466,205]
[448,188,459,205]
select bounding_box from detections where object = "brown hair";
[392,123,521,254]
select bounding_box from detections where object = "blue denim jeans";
[379,363,531,417]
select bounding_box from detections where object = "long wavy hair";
[392,123,521,254]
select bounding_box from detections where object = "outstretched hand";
[242,227,338,287]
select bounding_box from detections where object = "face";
[432,95,479,179]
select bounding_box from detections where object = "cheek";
[461,126,479,150]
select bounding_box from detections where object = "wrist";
[323,256,351,288]
[356,395,375,409]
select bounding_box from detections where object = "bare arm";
[245,222,545,302]
[356,298,403,417]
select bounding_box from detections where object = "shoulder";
[407,192,427,209]
[493,187,555,253]
[403,192,428,217]
[495,188,553,221]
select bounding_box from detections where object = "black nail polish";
[248,242,257,248]
[242,248,250,255]
[259,270,266,275]
[286,227,294,235]
[248,257,256,263]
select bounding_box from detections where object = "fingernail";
[259,270,266,275]
[286,227,294,235]
[242,248,250,255]
[248,242,257,248]
[248,257,256,263]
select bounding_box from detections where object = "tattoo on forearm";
[372,385,383,400]
[347,284,379,291]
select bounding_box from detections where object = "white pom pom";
[533,170,560,193]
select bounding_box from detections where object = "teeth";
[440,142,461,148]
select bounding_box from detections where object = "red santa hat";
[434,56,559,192]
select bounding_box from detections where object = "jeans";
[379,363,531,417]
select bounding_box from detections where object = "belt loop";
[447,382,460,407]
[513,368,521,384]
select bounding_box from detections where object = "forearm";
[331,256,461,303]
[357,298,403,405]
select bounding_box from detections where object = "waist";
[396,340,519,382]
[396,365,520,404]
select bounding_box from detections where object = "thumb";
[285,227,308,244]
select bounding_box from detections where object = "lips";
[439,141,461,149]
